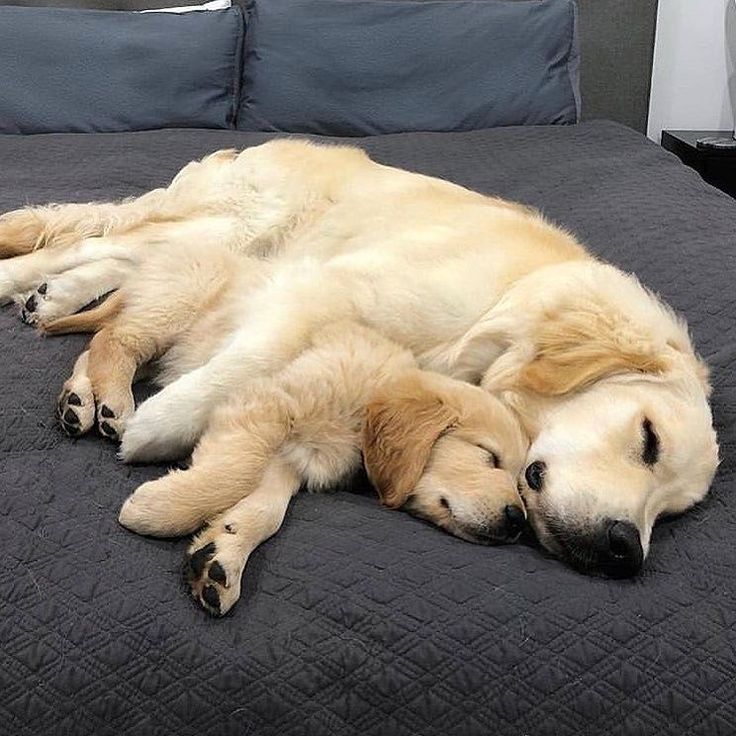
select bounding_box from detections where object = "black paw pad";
[24,294,36,313]
[208,561,227,586]
[100,404,114,419]
[37,282,48,295]
[99,421,119,440]
[63,408,80,425]
[67,392,82,406]
[202,585,221,613]
[188,542,216,578]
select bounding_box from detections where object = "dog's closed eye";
[642,418,659,466]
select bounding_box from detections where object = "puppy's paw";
[118,472,202,537]
[97,398,134,443]
[186,526,246,617]
[56,383,95,437]
[119,394,203,462]
[118,480,171,536]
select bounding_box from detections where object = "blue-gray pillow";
[238,0,581,136]
[0,6,244,134]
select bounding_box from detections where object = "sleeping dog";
[48,240,528,615]
[0,139,719,577]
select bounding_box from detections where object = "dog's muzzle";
[548,517,644,578]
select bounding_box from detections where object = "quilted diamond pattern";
[0,122,734,735]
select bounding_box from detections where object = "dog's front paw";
[119,389,207,463]
[186,526,247,617]
[97,399,133,443]
[56,383,95,437]
[118,409,182,463]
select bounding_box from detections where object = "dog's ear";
[515,306,670,397]
[362,373,458,508]
[693,358,712,398]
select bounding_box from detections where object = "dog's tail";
[43,291,123,335]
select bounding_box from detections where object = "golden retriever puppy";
[0,140,719,577]
[116,323,527,615]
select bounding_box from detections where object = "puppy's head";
[363,370,528,544]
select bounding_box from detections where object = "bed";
[0,120,734,735]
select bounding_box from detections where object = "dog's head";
[478,263,719,577]
[363,370,528,544]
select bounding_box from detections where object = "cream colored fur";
[0,139,719,580]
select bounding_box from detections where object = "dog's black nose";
[597,520,643,577]
[503,504,526,536]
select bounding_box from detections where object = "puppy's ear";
[362,373,458,508]
[516,307,670,396]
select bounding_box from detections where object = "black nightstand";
[662,130,736,198]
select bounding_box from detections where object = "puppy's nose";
[503,504,526,537]
[597,520,643,577]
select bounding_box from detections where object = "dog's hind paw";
[18,283,49,326]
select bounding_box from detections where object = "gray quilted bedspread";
[0,121,734,736]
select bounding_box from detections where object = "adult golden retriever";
[0,139,719,578]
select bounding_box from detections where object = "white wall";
[648,0,735,141]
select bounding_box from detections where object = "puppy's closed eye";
[478,445,501,469]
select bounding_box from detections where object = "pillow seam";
[566,0,581,124]
[228,6,246,129]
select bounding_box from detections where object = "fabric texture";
[0,5,244,134]
[0,122,735,735]
[238,0,580,135]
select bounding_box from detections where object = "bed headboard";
[576,0,659,132]
[0,0,659,133]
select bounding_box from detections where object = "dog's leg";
[17,258,132,327]
[55,323,147,440]
[119,279,351,463]
[118,394,292,535]
[0,186,176,259]
[0,146,270,260]
[85,326,151,442]
[184,460,299,616]
[56,351,97,437]
[0,237,135,304]
[1,214,238,307]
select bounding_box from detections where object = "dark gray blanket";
[1,121,734,736]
